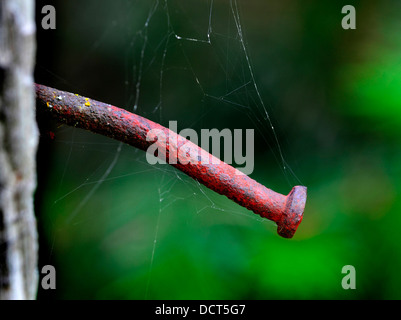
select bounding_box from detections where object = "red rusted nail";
[35,83,307,238]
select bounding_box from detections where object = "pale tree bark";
[0,0,38,299]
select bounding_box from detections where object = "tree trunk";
[0,0,38,299]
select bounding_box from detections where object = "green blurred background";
[34,0,401,299]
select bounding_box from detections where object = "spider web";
[39,0,303,299]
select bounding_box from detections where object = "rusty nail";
[35,83,307,238]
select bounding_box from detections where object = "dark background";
[34,0,401,299]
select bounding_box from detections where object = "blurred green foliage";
[35,0,401,299]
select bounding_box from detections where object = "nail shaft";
[35,83,307,238]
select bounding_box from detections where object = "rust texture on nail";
[35,83,307,238]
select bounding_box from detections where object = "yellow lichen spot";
[75,93,79,97]
[84,98,90,106]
